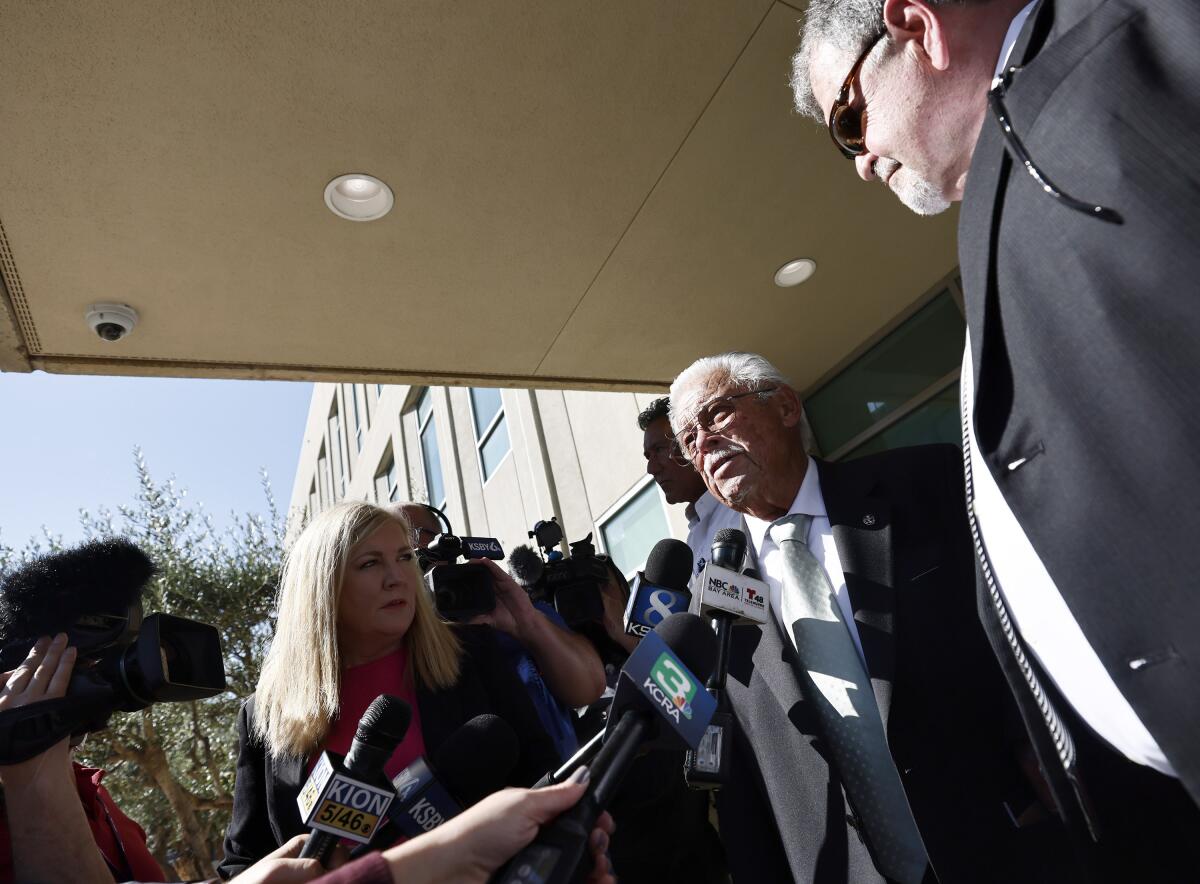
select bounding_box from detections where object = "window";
[375,447,400,504]
[806,285,965,459]
[347,384,367,453]
[308,481,318,518]
[417,389,446,508]
[469,387,511,482]
[317,444,333,509]
[328,404,348,498]
[600,480,671,578]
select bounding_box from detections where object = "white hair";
[669,352,818,455]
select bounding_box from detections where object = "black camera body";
[522,519,608,628]
[422,533,505,623]
[0,539,228,764]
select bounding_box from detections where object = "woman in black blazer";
[218,503,557,879]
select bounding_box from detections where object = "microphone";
[507,544,546,593]
[685,528,764,789]
[385,714,519,838]
[297,695,412,866]
[494,613,718,884]
[623,538,694,637]
[0,538,154,668]
[692,529,769,625]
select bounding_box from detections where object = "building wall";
[287,382,690,574]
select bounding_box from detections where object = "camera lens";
[96,322,125,341]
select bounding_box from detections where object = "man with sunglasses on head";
[669,352,1060,884]
[639,397,757,578]
[790,1,1200,876]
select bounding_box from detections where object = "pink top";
[313,646,427,779]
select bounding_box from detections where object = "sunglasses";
[827,32,886,160]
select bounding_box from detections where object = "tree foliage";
[0,448,282,878]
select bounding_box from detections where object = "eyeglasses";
[828,31,886,160]
[674,387,777,463]
[644,439,687,467]
[988,66,1120,223]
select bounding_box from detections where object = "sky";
[0,371,314,549]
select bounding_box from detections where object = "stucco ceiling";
[0,0,957,392]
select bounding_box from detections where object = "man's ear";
[774,386,805,428]
[881,0,950,72]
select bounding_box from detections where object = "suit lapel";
[959,0,1051,390]
[816,459,897,725]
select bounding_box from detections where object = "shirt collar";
[994,1,1038,82]
[744,456,822,551]
[685,490,719,527]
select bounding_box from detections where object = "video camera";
[0,539,227,764]
[421,532,506,623]
[513,518,609,628]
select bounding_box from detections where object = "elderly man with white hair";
[669,352,1059,884]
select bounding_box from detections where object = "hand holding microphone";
[494,612,718,884]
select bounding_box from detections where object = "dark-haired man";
[639,397,754,577]
[791,0,1200,875]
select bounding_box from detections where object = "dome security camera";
[85,304,139,342]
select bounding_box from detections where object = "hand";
[600,574,639,655]
[233,834,331,884]
[383,773,616,884]
[0,634,77,790]
[468,558,539,641]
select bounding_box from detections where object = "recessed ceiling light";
[774,258,817,287]
[324,173,394,222]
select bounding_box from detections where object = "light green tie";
[769,513,928,884]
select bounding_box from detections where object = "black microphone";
[507,544,546,591]
[384,713,519,838]
[0,538,153,666]
[493,612,718,884]
[297,695,412,866]
[623,538,694,637]
[685,528,752,789]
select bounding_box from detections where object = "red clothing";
[313,647,426,780]
[314,851,392,884]
[0,763,166,883]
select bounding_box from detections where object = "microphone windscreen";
[507,545,544,588]
[653,612,719,685]
[643,539,694,592]
[356,695,413,749]
[0,538,155,647]
[710,529,747,570]
[432,714,520,807]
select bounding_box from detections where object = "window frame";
[595,474,673,580]
[801,269,966,461]
[467,387,512,484]
[415,388,447,509]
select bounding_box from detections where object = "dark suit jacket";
[218,625,558,879]
[716,446,1034,883]
[959,0,1200,811]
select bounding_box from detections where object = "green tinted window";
[807,290,964,455]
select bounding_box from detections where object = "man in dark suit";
[668,352,1048,883]
[791,1,1200,878]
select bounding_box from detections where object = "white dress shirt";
[743,460,866,667]
[960,2,1175,778]
[963,343,1173,776]
[685,491,758,579]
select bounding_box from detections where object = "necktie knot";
[769,512,812,546]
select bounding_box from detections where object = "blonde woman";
[219,503,558,877]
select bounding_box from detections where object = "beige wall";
[288,382,690,563]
